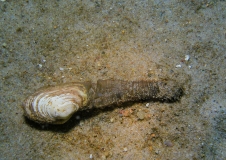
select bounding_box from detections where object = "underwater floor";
[0,0,225,159]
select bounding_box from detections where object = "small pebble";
[59,67,64,71]
[164,140,173,147]
[145,103,149,107]
[97,62,101,67]
[110,118,114,123]
[38,64,42,68]
[137,111,145,120]
[2,42,7,47]
[123,147,128,152]
[149,146,153,151]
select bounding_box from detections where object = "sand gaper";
[22,79,183,124]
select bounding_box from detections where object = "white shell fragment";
[38,64,42,68]
[185,55,190,61]
[176,64,182,68]
[23,82,92,124]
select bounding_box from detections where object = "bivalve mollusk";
[23,79,183,124]
[22,82,93,124]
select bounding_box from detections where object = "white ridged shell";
[23,82,91,124]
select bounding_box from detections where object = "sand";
[0,0,225,159]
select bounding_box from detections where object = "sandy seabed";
[0,0,225,159]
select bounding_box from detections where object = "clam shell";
[23,82,92,124]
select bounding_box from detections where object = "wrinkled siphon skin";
[93,79,183,108]
[23,79,183,124]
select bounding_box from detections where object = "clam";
[22,79,183,124]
